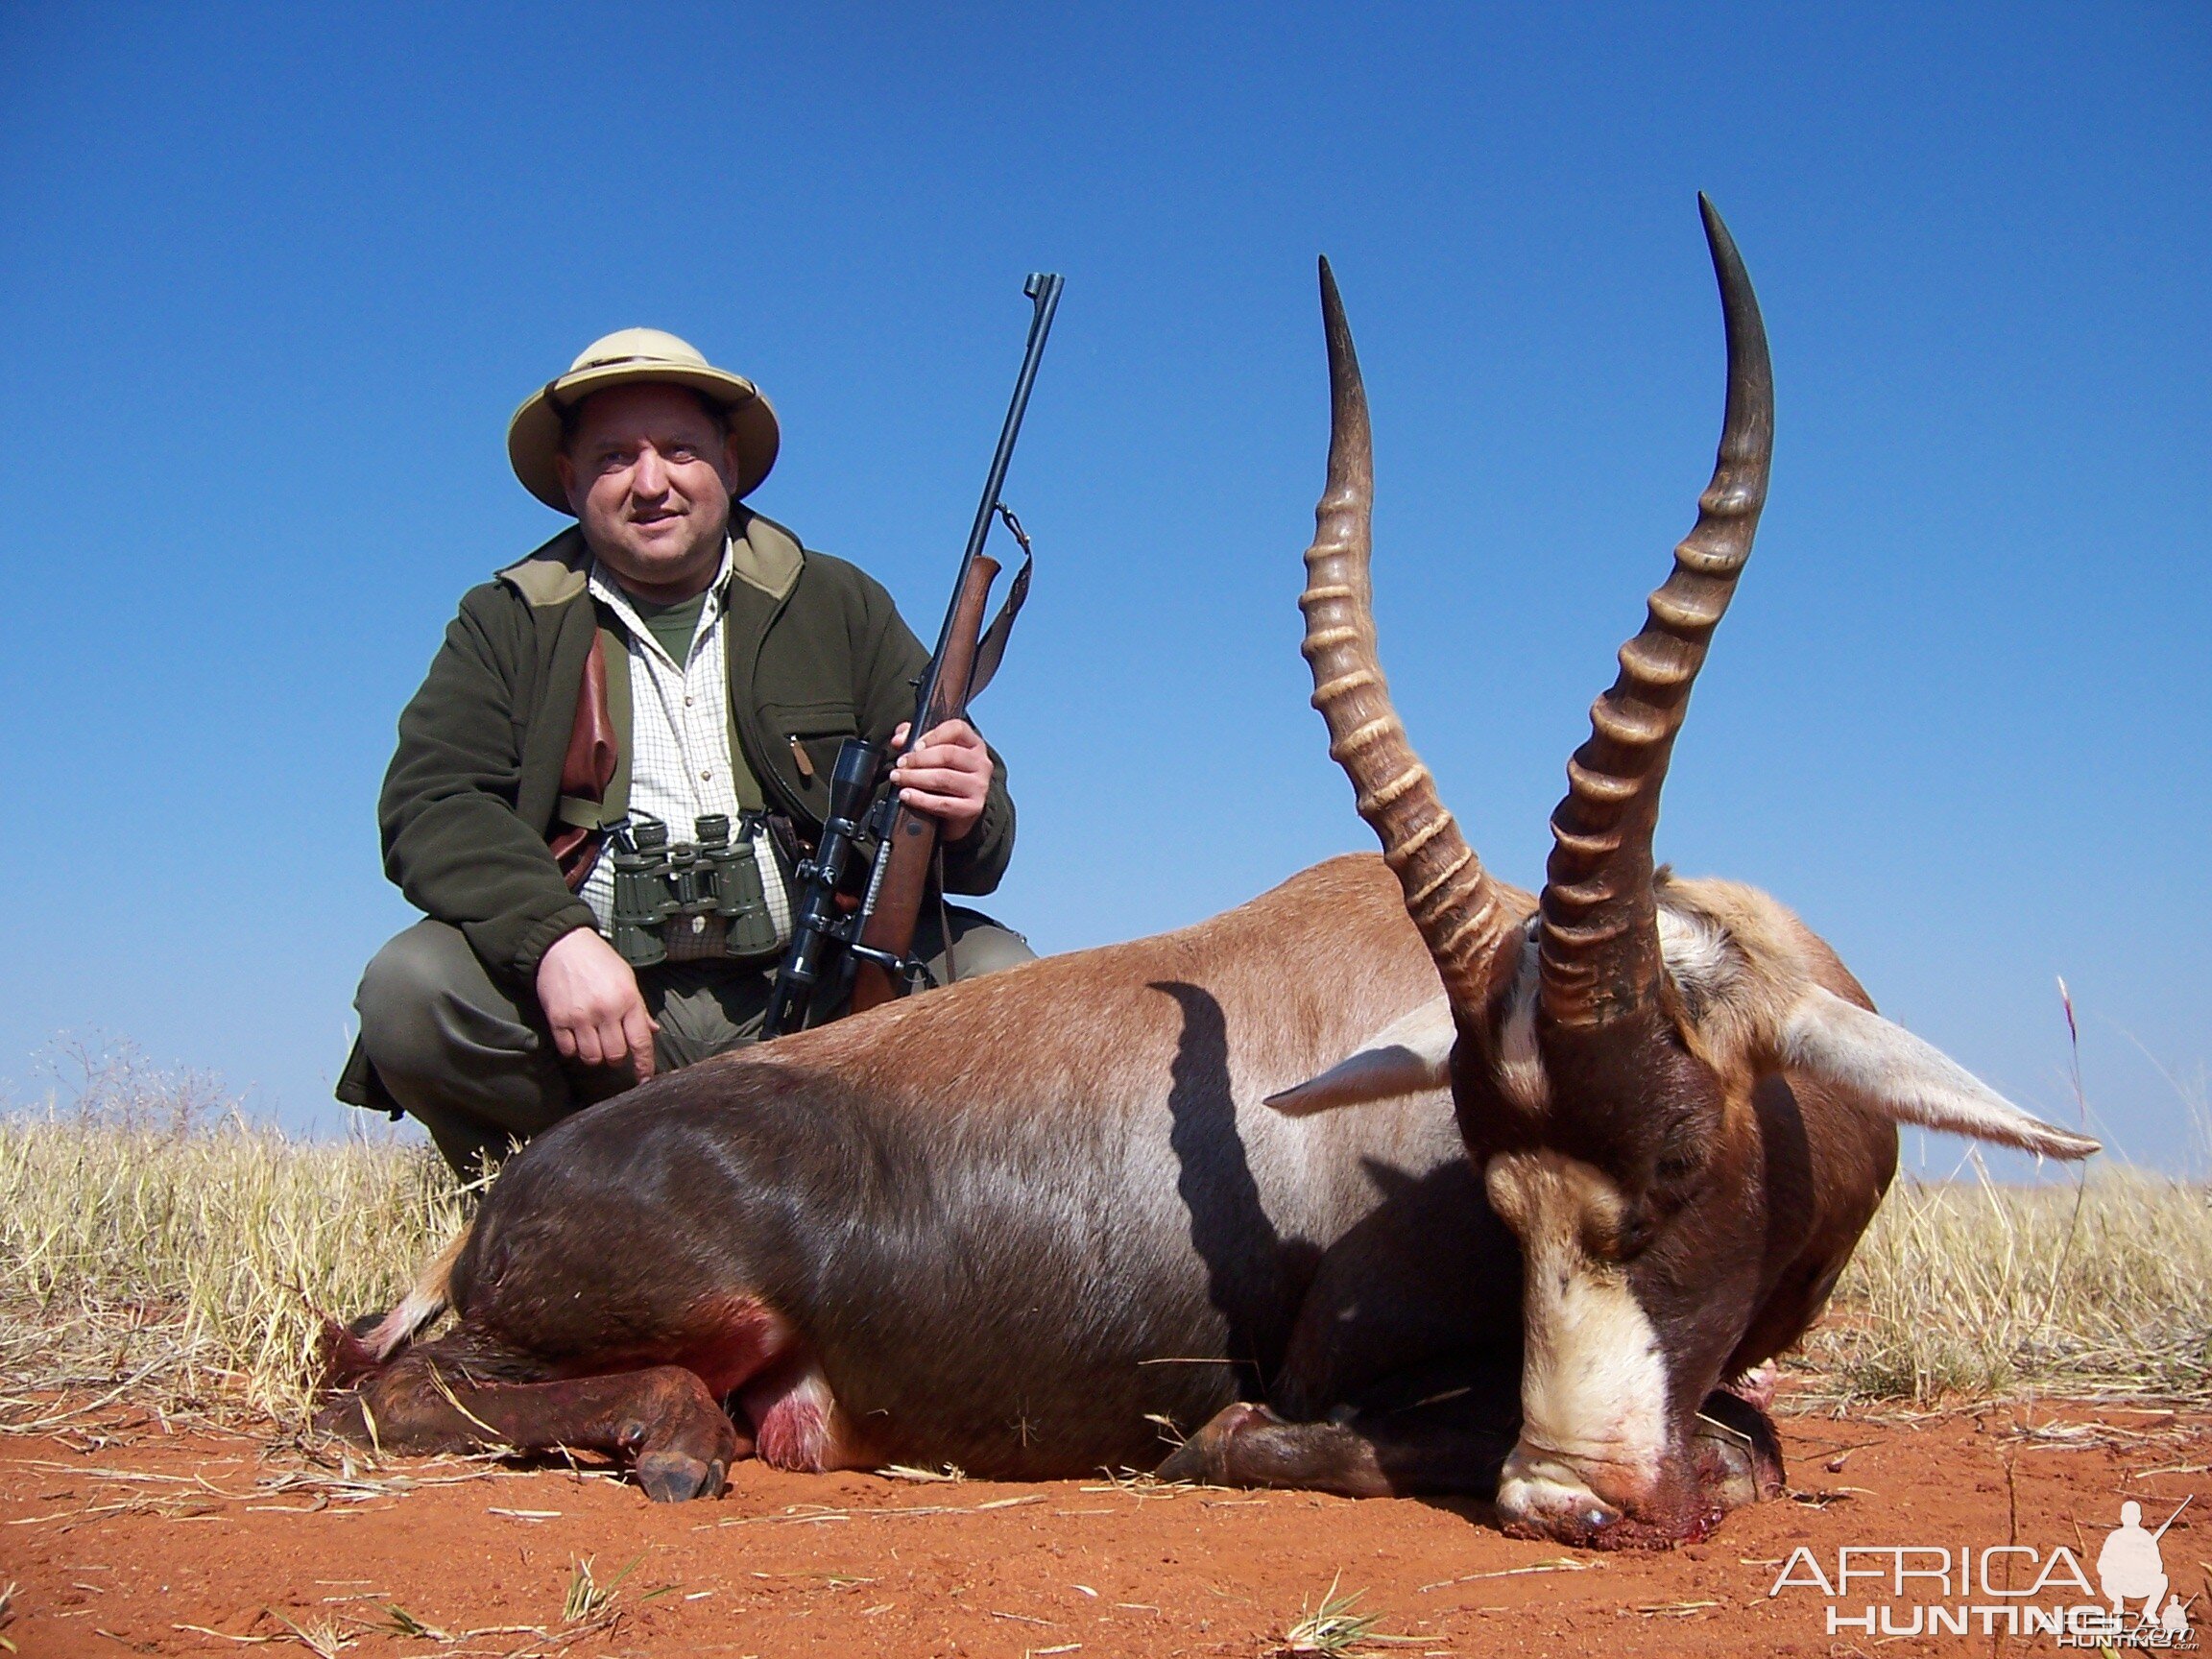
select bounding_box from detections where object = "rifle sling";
[965,543,1031,702]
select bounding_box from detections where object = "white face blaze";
[1484,1147,1671,1529]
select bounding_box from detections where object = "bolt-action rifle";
[760,272,1063,1037]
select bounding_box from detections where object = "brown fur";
[329,855,1533,1498]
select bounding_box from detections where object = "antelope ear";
[1267,997,1456,1117]
[1781,986,2100,1161]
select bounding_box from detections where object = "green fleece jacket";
[335,509,1014,1109]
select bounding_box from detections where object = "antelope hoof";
[635,1449,726,1503]
[1694,1389,1786,1512]
[1155,1401,1276,1484]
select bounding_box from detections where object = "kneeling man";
[338,330,1031,1174]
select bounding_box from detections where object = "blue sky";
[0,3,2204,1172]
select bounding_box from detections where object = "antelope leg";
[320,1343,743,1503]
[1157,1395,1515,1499]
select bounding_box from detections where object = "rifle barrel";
[906,272,1063,752]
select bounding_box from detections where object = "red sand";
[5,1400,2206,1656]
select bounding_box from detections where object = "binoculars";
[608,812,779,967]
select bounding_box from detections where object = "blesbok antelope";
[324,200,2091,1549]
[321,855,1505,1500]
[1157,197,2099,1544]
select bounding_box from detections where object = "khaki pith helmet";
[507,328,781,512]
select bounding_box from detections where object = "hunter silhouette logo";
[1767,1493,2198,1646]
[2099,1500,2193,1639]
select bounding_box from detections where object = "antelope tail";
[363,1222,472,1361]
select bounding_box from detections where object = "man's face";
[556,383,744,599]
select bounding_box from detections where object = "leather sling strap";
[965,541,1031,703]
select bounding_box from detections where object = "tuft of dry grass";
[1791,1168,2212,1407]
[1,1046,465,1430]
[1274,1575,1407,1655]
[560,1553,644,1624]
[3,1042,2208,1431]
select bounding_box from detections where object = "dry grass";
[1791,1167,2212,1407]
[0,1043,465,1431]
[1273,1575,1407,1654]
[2,1042,2208,1431]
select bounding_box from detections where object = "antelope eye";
[1621,1213,1657,1257]
[1579,1207,1634,1262]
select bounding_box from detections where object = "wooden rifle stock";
[849,551,1000,1013]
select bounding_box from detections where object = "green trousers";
[354,910,1034,1178]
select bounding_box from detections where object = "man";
[337,329,1032,1175]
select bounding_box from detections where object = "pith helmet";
[507,328,781,512]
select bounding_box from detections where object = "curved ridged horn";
[1538,196,1773,1028]
[1302,256,1518,1019]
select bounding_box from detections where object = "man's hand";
[888,718,992,844]
[536,926,659,1080]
